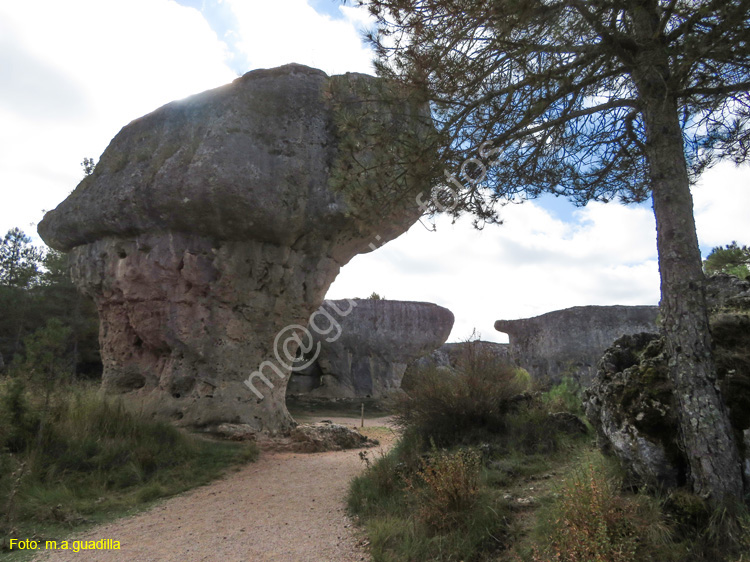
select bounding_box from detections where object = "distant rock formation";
[287,299,454,399]
[494,305,659,385]
[38,64,435,434]
[585,276,750,491]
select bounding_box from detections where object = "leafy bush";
[407,447,482,532]
[350,348,596,562]
[394,357,525,446]
[542,375,584,415]
[514,367,533,390]
[502,401,574,455]
[0,378,39,453]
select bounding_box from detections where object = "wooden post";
[360,403,364,428]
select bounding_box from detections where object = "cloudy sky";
[2,0,749,343]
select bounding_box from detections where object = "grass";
[506,449,750,562]
[286,395,394,420]
[0,378,258,558]
[518,451,671,562]
[350,355,750,562]
[349,438,512,561]
[348,354,592,562]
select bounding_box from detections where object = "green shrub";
[395,358,525,447]
[348,439,509,562]
[514,367,533,391]
[0,378,39,452]
[542,375,584,415]
[665,489,750,561]
[348,432,423,517]
[364,494,508,562]
[407,447,482,532]
[502,401,573,455]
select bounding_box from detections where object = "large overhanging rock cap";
[39,63,434,261]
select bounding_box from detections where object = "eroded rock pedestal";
[287,299,454,399]
[38,65,434,433]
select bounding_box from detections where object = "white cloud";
[2,0,748,351]
[326,201,661,343]
[327,159,750,344]
[0,0,236,243]
[693,161,750,253]
[225,0,375,76]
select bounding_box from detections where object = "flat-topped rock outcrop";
[38,64,435,433]
[287,299,454,398]
[495,305,659,384]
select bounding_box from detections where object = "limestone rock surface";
[37,64,434,433]
[495,305,659,385]
[585,277,750,490]
[289,422,376,453]
[287,299,454,398]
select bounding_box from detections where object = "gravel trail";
[32,420,396,562]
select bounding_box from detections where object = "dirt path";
[33,420,396,562]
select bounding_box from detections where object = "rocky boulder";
[289,422,377,453]
[37,64,435,434]
[495,305,659,385]
[705,273,750,311]
[287,299,454,399]
[585,278,750,491]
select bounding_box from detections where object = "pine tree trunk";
[642,93,744,506]
[628,0,744,508]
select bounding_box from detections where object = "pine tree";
[358,0,750,505]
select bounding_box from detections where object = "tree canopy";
[360,0,750,218]
[704,241,750,278]
[355,0,750,505]
[0,228,43,288]
[0,228,99,377]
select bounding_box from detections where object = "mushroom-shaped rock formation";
[38,64,435,434]
[495,305,659,385]
[287,299,454,399]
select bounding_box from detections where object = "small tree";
[704,242,750,279]
[14,319,73,447]
[0,228,43,288]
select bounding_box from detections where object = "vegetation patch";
[351,346,749,561]
[0,380,257,555]
[348,349,591,561]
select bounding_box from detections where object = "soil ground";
[31,414,397,562]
